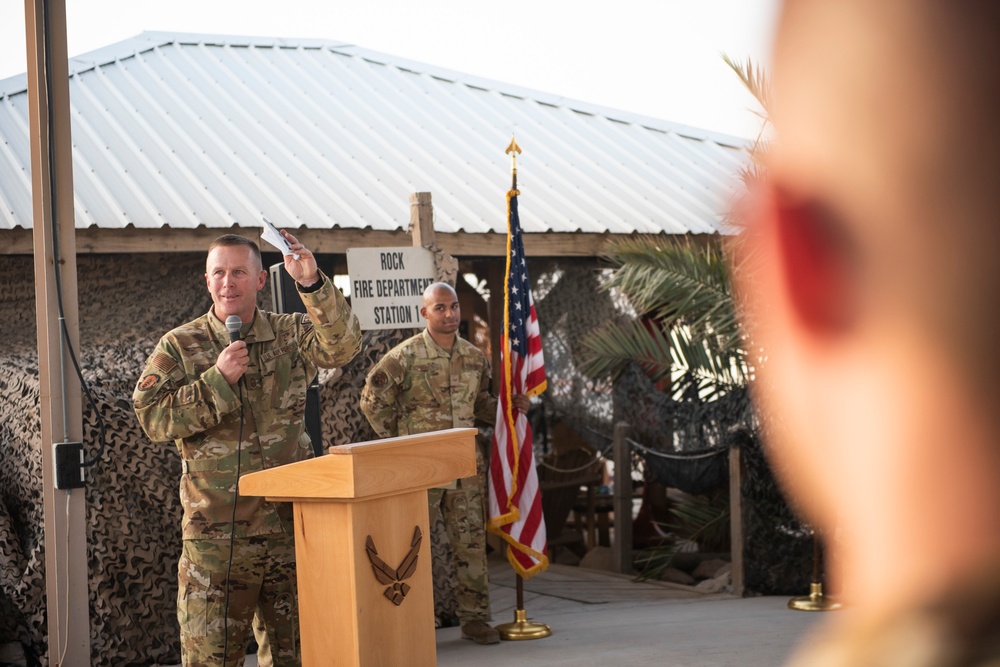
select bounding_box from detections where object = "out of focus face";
[205,244,267,325]
[738,1,926,523]
[742,1,1000,527]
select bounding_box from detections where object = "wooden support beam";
[612,422,633,575]
[409,192,435,247]
[729,444,745,596]
[25,0,91,663]
[0,227,718,258]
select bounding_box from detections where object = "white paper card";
[261,217,300,259]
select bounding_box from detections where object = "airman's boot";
[461,620,500,645]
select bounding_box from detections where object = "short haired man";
[360,282,528,645]
[134,232,362,666]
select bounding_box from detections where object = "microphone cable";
[222,374,245,666]
[221,316,245,666]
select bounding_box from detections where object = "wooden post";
[729,444,745,596]
[25,0,91,663]
[483,258,506,554]
[612,422,632,575]
[485,261,505,396]
[409,192,435,247]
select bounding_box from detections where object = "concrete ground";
[438,596,818,666]
[226,551,826,666]
[435,554,825,666]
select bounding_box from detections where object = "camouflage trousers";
[428,478,491,624]
[177,533,300,667]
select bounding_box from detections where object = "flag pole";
[507,134,520,190]
[495,135,552,641]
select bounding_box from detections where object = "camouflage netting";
[526,258,814,596]
[736,428,815,596]
[0,356,45,666]
[0,253,460,665]
[0,253,207,666]
[527,259,618,438]
[0,251,811,664]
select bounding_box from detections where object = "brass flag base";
[496,608,552,640]
[788,582,842,612]
[496,568,552,640]
[789,532,842,612]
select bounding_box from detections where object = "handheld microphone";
[225,315,242,344]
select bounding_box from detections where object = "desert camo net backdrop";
[0,252,806,664]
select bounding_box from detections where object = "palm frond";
[665,490,732,552]
[721,53,771,120]
[669,327,749,397]
[579,318,748,405]
[722,53,772,181]
[634,490,730,581]
[602,237,740,347]
[579,319,675,383]
[633,541,695,581]
[582,234,751,393]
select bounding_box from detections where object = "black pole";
[811,532,821,584]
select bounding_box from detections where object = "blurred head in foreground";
[735,0,1000,661]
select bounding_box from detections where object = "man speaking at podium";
[360,281,529,646]
[134,232,361,666]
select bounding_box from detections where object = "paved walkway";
[193,553,827,666]
[436,554,824,666]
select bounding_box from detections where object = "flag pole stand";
[788,531,842,612]
[496,574,552,640]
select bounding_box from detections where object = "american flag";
[487,188,549,578]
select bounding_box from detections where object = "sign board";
[346,247,436,330]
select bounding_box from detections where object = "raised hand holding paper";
[261,216,300,260]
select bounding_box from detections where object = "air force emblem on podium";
[365,526,422,605]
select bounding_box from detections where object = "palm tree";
[581,55,768,397]
[579,235,748,409]
[578,56,770,580]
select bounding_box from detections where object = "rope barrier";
[626,437,728,461]
[537,452,606,474]
[537,426,727,474]
[582,425,727,460]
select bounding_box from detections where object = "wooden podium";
[239,427,478,667]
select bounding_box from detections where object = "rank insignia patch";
[371,371,388,388]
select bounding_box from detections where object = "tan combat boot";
[460,620,500,645]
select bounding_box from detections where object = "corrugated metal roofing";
[0,32,750,236]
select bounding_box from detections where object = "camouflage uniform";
[134,272,361,667]
[785,571,1000,667]
[360,329,496,624]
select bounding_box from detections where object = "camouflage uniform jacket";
[360,329,496,439]
[133,272,362,540]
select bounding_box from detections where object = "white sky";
[0,0,778,139]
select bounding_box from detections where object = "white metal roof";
[0,32,750,236]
